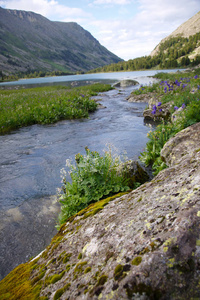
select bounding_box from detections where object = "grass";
[0,83,113,134]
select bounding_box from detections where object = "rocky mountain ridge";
[0,7,122,75]
[151,11,200,57]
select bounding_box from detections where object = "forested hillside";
[88,11,200,73]
[88,32,200,73]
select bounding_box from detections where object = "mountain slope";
[151,11,200,57]
[0,7,122,75]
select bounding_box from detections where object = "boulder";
[1,123,200,300]
[161,121,200,166]
[113,79,139,88]
[127,92,156,103]
[143,102,172,122]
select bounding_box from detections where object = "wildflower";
[182,103,186,109]
[194,75,198,79]
[182,84,187,89]
[152,105,157,110]
[157,102,162,106]
[151,110,156,115]
[159,109,162,112]
[174,106,179,110]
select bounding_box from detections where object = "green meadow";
[0,83,113,134]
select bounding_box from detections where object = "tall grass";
[0,83,113,134]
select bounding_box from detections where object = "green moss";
[137,196,142,202]
[66,264,71,272]
[31,270,46,285]
[69,192,129,225]
[114,264,124,281]
[0,261,41,300]
[78,253,82,259]
[63,253,72,263]
[131,256,142,266]
[53,283,71,300]
[48,271,65,285]
[74,261,87,274]
[97,275,108,286]
[93,271,100,280]
[84,267,92,274]
[58,251,66,261]
[53,288,64,300]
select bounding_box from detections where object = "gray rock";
[113,79,139,87]
[1,123,200,300]
[143,103,171,122]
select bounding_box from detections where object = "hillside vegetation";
[88,11,200,73]
[0,7,122,76]
[88,32,200,73]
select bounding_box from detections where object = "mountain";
[89,11,200,73]
[151,11,200,58]
[0,7,122,75]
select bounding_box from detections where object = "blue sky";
[0,0,200,60]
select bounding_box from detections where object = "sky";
[0,0,200,61]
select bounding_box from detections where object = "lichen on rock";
[0,123,200,300]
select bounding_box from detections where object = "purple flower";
[152,105,157,110]
[194,75,198,79]
[151,110,156,115]
[174,106,179,110]
[157,102,162,106]
[182,84,187,89]
[182,103,186,108]
[159,108,162,112]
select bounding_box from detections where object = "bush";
[57,146,130,227]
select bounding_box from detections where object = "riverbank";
[133,68,200,175]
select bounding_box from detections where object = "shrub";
[58,146,130,226]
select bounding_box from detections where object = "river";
[0,70,179,280]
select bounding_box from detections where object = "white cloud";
[0,0,91,21]
[92,0,131,4]
[86,0,200,59]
